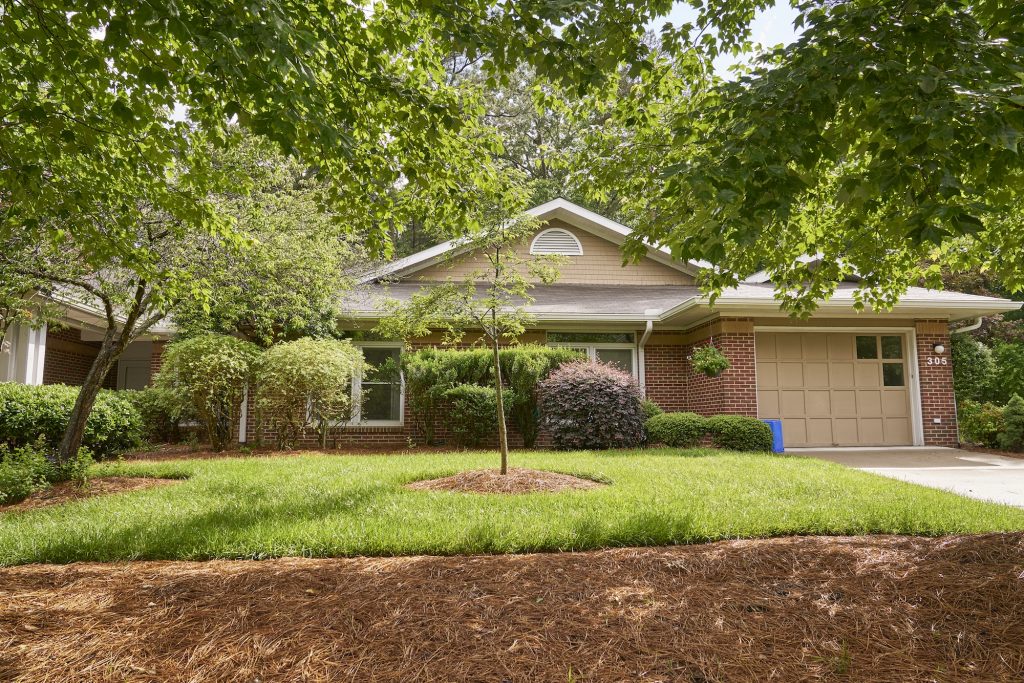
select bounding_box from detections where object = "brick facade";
[41,327,116,389]
[914,321,958,447]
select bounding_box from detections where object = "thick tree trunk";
[492,336,509,475]
[57,332,123,463]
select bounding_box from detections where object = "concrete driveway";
[791,447,1024,507]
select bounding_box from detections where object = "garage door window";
[881,335,903,359]
[856,335,878,359]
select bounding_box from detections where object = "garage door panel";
[756,334,777,361]
[781,390,806,416]
[757,363,778,389]
[758,390,779,416]
[779,362,804,387]
[884,418,912,444]
[804,362,830,387]
[756,332,914,447]
[856,391,883,417]
[882,391,909,417]
[778,334,802,359]
[805,390,831,416]
[830,363,855,388]
[803,335,828,360]
[806,419,833,445]
[855,364,880,387]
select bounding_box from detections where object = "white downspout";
[950,318,983,335]
[638,317,656,397]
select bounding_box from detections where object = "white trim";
[753,326,925,446]
[239,384,249,444]
[351,342,405,426]
[529,227,583,255]
[548,340,638,378]
[638,320,654,396]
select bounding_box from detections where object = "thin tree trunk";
[57,331,123,463]
[492,332,509,475]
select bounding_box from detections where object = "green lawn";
[2,448,1023,565]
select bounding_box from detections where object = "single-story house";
[3,199,1019,449]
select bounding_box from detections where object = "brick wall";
[643,342,688,412]
[915,321,958,447]
[42,328,116,388]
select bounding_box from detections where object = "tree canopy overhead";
[598,0,1024,313]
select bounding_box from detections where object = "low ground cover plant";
[0,441,94,505]
[645,412,773,452]
[2,449,1023,563]
[0,383,142,459]
[539,361,645,450]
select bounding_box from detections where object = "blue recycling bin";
[762,419,784,453]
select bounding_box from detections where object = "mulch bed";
[960,445,1024,460]
[1,533,1022,682]
[0,477,177,513]
[406,467,604,494]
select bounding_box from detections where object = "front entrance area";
[756,331,915,447]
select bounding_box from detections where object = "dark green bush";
[641,399,664,420]
[402,345,582,446]
[0,442,52,504]
[539,361,645,450]
[124,387,196,443]
[951,335,994,403]
[997,395,1024,452]
[705,415,773,452]
[958,399,1004,448]
[0,383,143,458]
[645,412,708,447]
[989,343,1024,404]
[444,384,504,448]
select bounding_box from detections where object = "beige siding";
[412,219,693,285]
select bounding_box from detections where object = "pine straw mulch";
[405,467,605,494]
[0,477,178,513]
[124,443,453,461]
[2,534,1023,682]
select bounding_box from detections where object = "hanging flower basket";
[690,345,730,378]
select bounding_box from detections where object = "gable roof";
[360,198,699,284]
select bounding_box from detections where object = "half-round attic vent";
[529,228,583,256]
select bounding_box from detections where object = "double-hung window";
[547,332,637,377]
[352,343,404,425]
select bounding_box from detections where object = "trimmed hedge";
[645,411,773,452]
[645,412,707,448]
[444,383,503,448]
[0,383,143,459]
[539,361,645,450]
[706,415,773,452]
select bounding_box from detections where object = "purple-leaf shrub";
[538,360,645,450]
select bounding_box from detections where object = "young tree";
[376,183,563,474]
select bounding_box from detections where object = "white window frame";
[547,339,639,379]
[351,342,405,426]
[529,227,584,256]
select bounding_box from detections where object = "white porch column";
[1,322,47,385]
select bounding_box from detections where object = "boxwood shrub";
[645,412,708,447]
[444,383,505,448]
[0,383,143,459]
[538,361,645,450]
[706,415,773,452]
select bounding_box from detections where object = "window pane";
[548,332,634,344]
[361,383,401,421]
[856,335,878,359]
[882,363,905,387]
[881,335,903,359]
[362,347,401,382]
[596,348,634,375]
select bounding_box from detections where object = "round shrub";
[0,383,143,459]
[997,394,1024,452]
[0,442,52,504]
[645,412,708,447]
[538,361,645,450]
[705,415,773,452]
[444,383,504,448]
[156,334,260,451]
[641,399,664,420]
[124,386,197,444]
[958,399,1004,448]
[254,338,363,448]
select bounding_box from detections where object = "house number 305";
[926,356,948,366]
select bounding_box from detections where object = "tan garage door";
[756,332,913,447]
